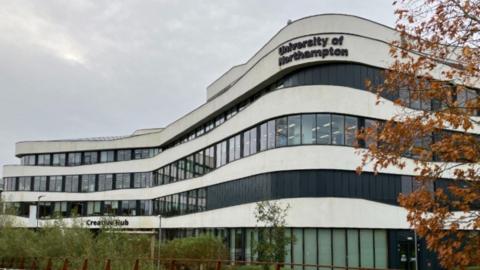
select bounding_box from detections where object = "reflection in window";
[317,114,331,144]
[205,146,215,173]
[100,151,115,163]
[87,201,102,216]
[37,154,51,166]
[68,153,82,166]
[229,135,242,162]
[288,115,301,145]
[83,152,98,164]
[81,175,96,192]
[301,114,316,144]
[216,141,227,167]
[331,115,345,145]
[275,117,288,147]
[121,200,136,216]
[33,176,47,191]
[49,176,63,192]
[104,201,119,216]
[18,177,31,191]
[65,175,79,192]
[117,150,132,161]
[134,172,152,188]
[116,173,131,189]
[52,154,66,166]
[345,116,358,146]
[243,127,257,157]
[98,174,113,191]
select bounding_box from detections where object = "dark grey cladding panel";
[205,170,402,210]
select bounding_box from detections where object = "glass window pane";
[293,228,303,270]
[318,229,332,270]
[302,114,316,144]
[260,123,268,151]
[304,229,317,270]
[347,229,359,267]
[267,120,276,149]
[332,229,346,267]
[360,229,374,268]
[374,230,388,268]
[288,115,301,145]
[332,115,345,145]
[317,114,331,144]
[275,117,288,147]
[345,116,358,146]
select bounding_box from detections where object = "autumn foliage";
[357,0,480,268]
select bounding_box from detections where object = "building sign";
[278,35,348,66]
[85,219,129,227]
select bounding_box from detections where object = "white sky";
[0,0,395,174]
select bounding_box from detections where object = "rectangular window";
[139,200,151,215]
[194,150,204,176]
[170,162,178,182]
[243,127,257,156]
[52,154,66,166]
[49,176,63,192]
[364,119,378,148]
[81,175,96,192]
[53,202,68,217]
[197,188,206,211]
[229,135,241,162]
[332,229,346,267]
[171,194,179,215]
[98,174,113,191]
[345,116,358,146]
[117,149,132,161]
[179,192,188,214]
[163,166,171,184]
[177,159,186,181]
[317,114,331,144]
[121,200,136,216]
[216,141,227,167]
[287,115,301,145]
[360,229,374,268]
[304,229,317,270]
[204,146,216,173]
[65,175,79,192]
[374,230,388,268]
[187,190,197,213]
[67,152,82,166]
[301,114,316,144]
[275,117,288,147]
[100,151,115,163]
[347,229,359,268]
[70,202,84,216]
[83,152,98,164]
[115,173,131,189]
[259,123,268,151]
[185,155,194,179]
[134,172,152,188]
[18,177,31,191]
[37,154,51,166]
[267,120,276,149]
[33,176,47,191]
[104,201,119,216]
[21,155,36,166]
[87,201,102,216]
[331,114,345,145]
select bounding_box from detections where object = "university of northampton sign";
[278,35,348,66]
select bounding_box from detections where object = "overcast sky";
[0,0,395,174]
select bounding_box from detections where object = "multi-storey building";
[3,14,476,269]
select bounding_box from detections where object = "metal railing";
[0,257,400,270]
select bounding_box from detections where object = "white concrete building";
[3,14,475,270]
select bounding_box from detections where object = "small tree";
[254,201,292,266]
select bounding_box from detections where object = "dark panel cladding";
[206,170,402,210]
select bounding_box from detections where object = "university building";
[4,14,474,269]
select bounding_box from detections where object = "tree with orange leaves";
[357,0,480,269]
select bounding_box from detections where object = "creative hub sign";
[86,219,129,227]
[278,35,348,66]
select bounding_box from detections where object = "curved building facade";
[4,14,472,269]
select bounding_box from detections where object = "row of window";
[6,188,208,219]
[6,113,381,193]
[7,200,152,219]
[20,148,160,166]
[3,172,153,192]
